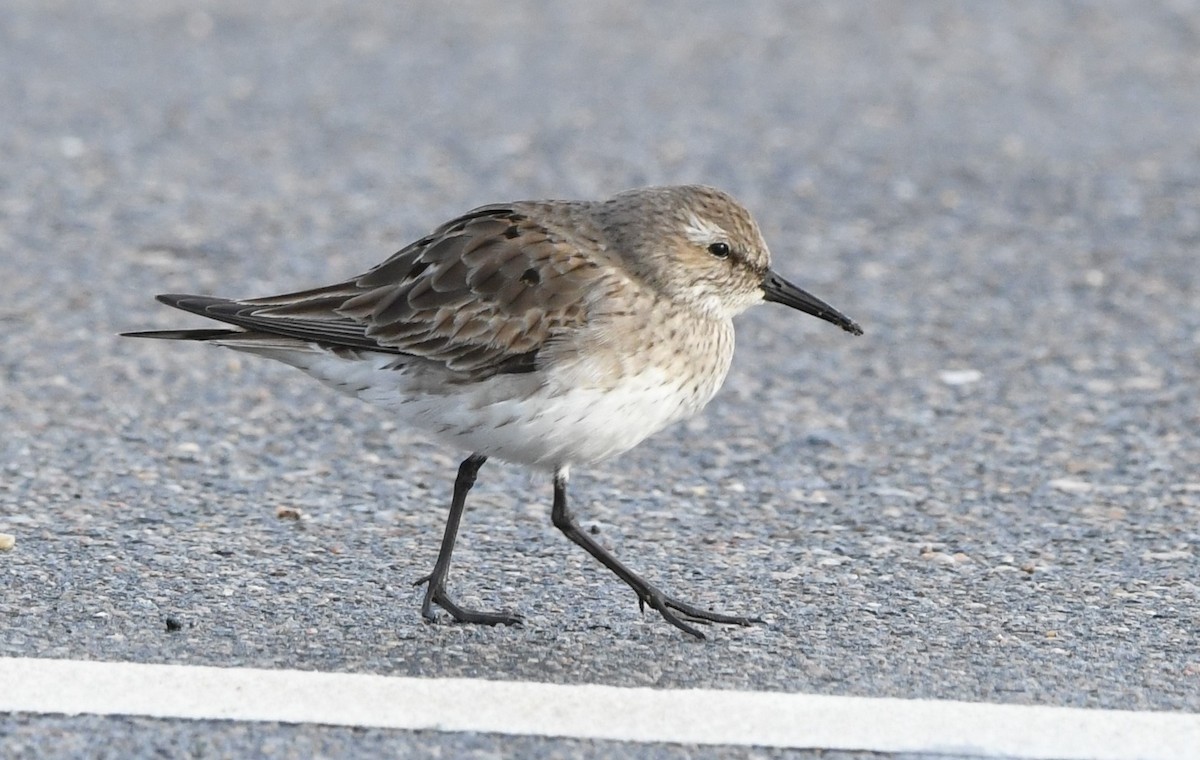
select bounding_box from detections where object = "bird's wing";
[158,205,611,377]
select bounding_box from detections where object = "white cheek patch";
[683,213,729,247]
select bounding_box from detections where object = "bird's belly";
[444,368,714,467]
[251,344,725,469]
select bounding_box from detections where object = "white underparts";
[225,341,725,470]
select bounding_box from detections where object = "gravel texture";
[0,714,911,760]
[1,1,1198,757]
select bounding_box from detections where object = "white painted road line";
[2,657,1196,759]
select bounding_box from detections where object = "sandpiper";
[125,184,863,638]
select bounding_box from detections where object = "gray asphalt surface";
[2,1,1198,757]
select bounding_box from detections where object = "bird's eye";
[708,242,731,258]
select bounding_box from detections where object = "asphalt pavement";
[1,1,1198,757]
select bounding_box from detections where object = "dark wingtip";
[120,328,242,341]
[156,293,216,309]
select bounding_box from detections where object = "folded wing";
[141,206,607,379]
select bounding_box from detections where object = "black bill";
[762,270,863,336]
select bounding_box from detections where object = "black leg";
[550,467,759,639]
[413,454,522,627]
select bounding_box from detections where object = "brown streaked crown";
[595,185,773,318]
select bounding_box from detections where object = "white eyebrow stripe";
[684,213,728,246]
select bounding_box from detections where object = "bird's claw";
[630,585,759,639]
[418,577,523,627]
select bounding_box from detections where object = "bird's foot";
[633,584,761,639]
[413,574,524,627]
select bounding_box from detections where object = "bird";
[124,184,863,639]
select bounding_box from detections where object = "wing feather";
[157,204,608,380]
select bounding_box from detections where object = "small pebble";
[939,369,983,386]
[275,505,302,520]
